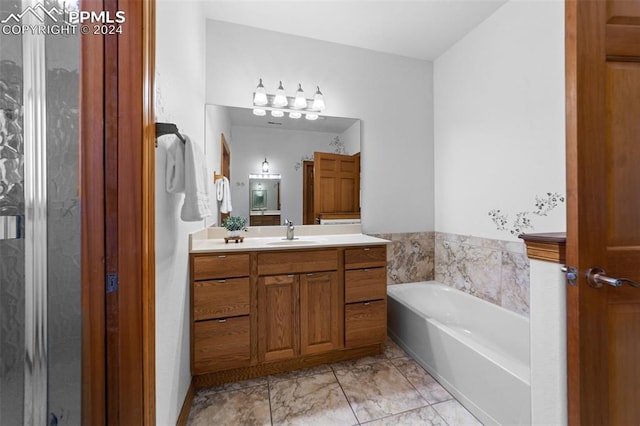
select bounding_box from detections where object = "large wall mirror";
[205,105,361,226]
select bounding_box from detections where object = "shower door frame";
[80,0,156,424]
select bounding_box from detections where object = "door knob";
[586,267,640,289]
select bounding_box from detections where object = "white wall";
[229,125,341,224]
[342,121,361,155]
[206,20,434,233]
[204,104,231,226]
[155,1,206,423]
[529,259,567,425]
[434,0,565,241]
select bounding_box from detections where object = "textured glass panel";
[0,0,25,423]
[46,13,81,426]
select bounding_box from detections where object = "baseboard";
[176,378,195,426]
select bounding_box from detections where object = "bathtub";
[387,281,530,425]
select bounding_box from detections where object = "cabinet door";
[258,274,299,362]
[300,271,342,355]
[345,300,387,348]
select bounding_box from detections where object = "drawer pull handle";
[287,274,295,278]
[364,302,371,306]
[363,248,370,251]
[218,319,227,323]
[306,273,313,276]
[218,255,226,259]
[217,280,226,283]
[363,268,370,272]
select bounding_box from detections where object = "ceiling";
[201,0,508,61]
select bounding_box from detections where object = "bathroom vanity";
[189,226,389,387]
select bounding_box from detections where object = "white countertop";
[189,224,390,253]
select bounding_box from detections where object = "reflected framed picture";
[252,190,267,210]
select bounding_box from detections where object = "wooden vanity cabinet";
[344,246,387,348]
[190,253,251,375]
[190,244,386,384]
[257,250,342,362]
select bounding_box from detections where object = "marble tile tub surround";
[434,232,530,316]
[369,232,435,285]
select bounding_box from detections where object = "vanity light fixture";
[262,158,270,173]
[252,78,326,119]
[273,81,288,108]
[312,86,325,111]
[294,83,307,109]
[253,78,268,106]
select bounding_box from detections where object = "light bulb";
[271,110,284,118]
[312,86,325,111]
[305,113,319,121]
[262,158,269,173]
[253,108,266,116]
[289,112,302,119]
[273,81,288,107]
[253,78,268,106]
[294,83,307,109]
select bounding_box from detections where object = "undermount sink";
[266,239,320,246]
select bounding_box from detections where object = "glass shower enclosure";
[0,0,81,424]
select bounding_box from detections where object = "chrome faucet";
[285,219,295,240]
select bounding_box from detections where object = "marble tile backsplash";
[367,231,529,316]
[434,232,530,316]
[369,232,435,285]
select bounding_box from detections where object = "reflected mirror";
[206,105,361,226]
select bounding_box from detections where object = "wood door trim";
[80,0,106,422]
[520,232,567,263]
[566,0,609,424]
[80,0,156,423]
[142,0,157,422]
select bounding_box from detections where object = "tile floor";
[187,339,483,425]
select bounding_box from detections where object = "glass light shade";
[270,110,284,118]
[253,108,266,116]
[262,158,269,172]
[289,111,302,119]
[294,83,307,109]
[253,78,268,106]
[273,81,288,107]
[312,86,325,111]
[305,113,319,121]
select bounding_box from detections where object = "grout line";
[331,367,361,425]
[267,376,274,426]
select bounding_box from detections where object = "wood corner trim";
[519,232,567,264]
[176,379,195,426]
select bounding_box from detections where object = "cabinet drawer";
[193,316,250,374]
[345,267,387,303]
[258,249,337,275]
[192,254,250,280]
[193,277,250,321]
[345,300,386,348]
[344,246,387,270]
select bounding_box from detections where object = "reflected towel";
[180,134,212,221]
[165,135,185,193]
[216,176,232,214]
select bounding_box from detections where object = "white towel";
[216,176,232,214]
[164,135,185,193]
[180,134,212,221]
